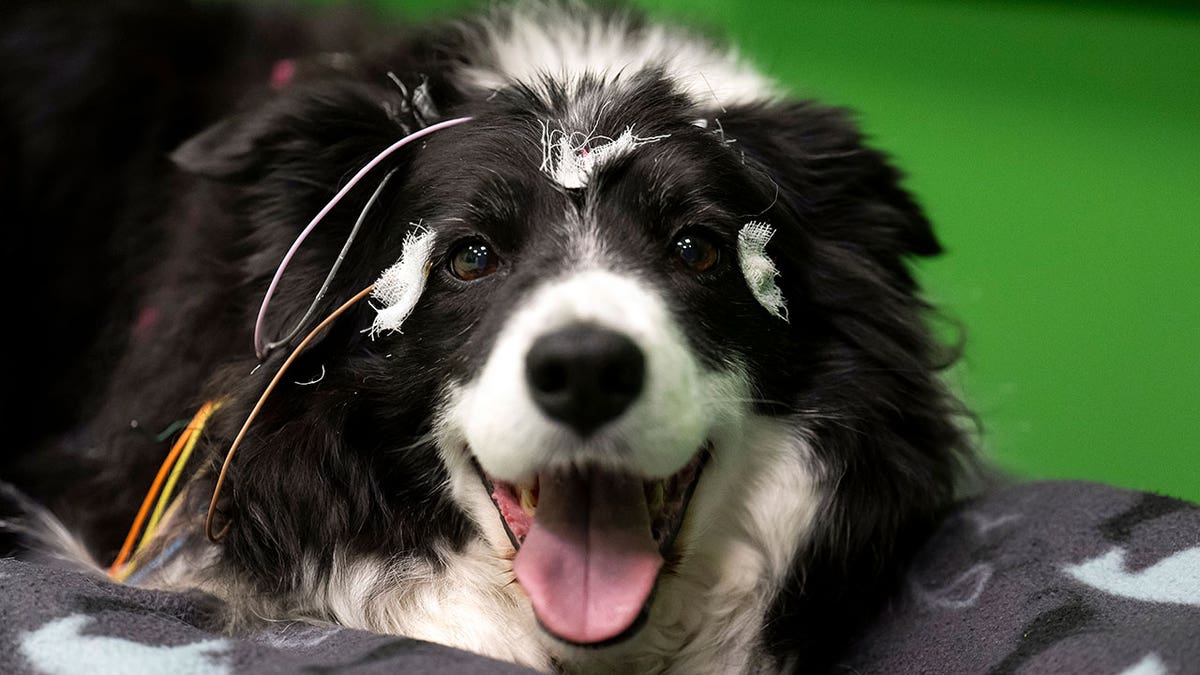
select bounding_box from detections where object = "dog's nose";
[525,324,645,436]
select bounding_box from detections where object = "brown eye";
[672,231,721,273]
[449,239,500,281]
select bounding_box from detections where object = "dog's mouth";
[473,445,709,647]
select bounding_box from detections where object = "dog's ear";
[171,109,277,178]
[712,101,942,259]
[171,77,441,180]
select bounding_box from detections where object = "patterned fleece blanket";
[1,480,1197,674]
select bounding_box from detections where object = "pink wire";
[253,116,473,359]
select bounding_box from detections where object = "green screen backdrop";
[323,0,1200,501]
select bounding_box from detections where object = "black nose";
[525,324,646,436]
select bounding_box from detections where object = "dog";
[1,0,973,671]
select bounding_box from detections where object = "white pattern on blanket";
[1064,547,1200,606]
[19,615,229,675]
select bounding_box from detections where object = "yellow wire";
[113,561,136,583]
[142,401,222,545]
[111,401,220,581]
[112,494,185,583]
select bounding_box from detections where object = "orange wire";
[205,284,374,542]
[108,400,216,577]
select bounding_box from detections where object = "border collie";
[1,0,972,671]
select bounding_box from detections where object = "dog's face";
[414,83,797,645]
[171,10,967,666]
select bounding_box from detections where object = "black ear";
[171,110,272,178]
[170,76,445,180]
[713,101,942,258]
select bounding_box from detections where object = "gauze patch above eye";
[737,221,788,322]
[539,122,669,189]
[370,226,437,336]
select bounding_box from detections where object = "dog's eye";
[672,231,721,273]
[449,239,500,281]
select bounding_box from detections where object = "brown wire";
[205,284,375,542]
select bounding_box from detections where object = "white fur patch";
[457,2,777,109]
[319,545,549,670]
[631,417,823,674]
[539,122,668,189]
[370,227,436,336]
[0,484,101,574]
[737,221,788,322]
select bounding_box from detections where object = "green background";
[334,0,1200,501]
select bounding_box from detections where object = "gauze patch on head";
[370,226,437,336]
[737,221,788,322]
[539,122,668,189]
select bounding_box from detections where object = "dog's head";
[172,3,969,660]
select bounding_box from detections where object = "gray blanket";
[2,481,1197,674]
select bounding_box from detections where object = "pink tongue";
[513,470,662,644]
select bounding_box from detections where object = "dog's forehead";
[460,77,686,176]
[419,88,750,246]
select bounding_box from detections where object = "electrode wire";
[261,168,398,355]
[207,284,375,541]
[253,116,472,359]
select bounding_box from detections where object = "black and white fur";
[1,1,973,672]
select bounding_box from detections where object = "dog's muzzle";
[462,278,713,647]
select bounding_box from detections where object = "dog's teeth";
[520,486,538,516]
[649,480,665,516]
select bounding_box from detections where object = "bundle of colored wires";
[108,400,221,581]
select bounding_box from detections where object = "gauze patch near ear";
[370,226,437,336]
[737,221,788,322]
[539,122,669,189]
